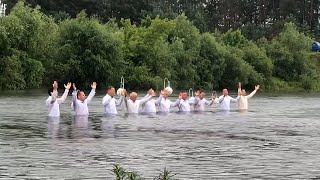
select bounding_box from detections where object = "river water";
[0,90,320,179]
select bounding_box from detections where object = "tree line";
[1,1,320,91]
[4,0,320,40]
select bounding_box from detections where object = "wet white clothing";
[238,90,257,110]
[218,95,238,111]
[102,94,124,114]
[45,89,69,117]
[72,89,95,116]
[124,95,153,113]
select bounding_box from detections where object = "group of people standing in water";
[46,80,260,117]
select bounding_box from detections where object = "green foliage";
[54,12,125,88]
[266,23,312,82]
[112,165,175,180]
[2,2,320,91]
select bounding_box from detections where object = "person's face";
[130,94,137,102]
[222,89,228,96]
[199,92,205,99]
[241,89,246,96]
[163,90,169,99]
[182,92,188,100]
[53,81,58,90]
[78,91,86,101]
[108,88,115,97]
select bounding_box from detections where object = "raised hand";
[255,85,260,91]
[91,82,97,89]
[178,92,182,100]
[238,82,241,88]
[73,83,77,91]
[148,89,156,96]
[121,89,127,96]
[64,82,72,90]
[195,90,200,96]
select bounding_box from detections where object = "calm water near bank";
[1,90,320,179]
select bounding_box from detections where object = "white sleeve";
[116,96,124,106]
[85,89,96,104]
[140,95,153,104]
[57,89,69,104]
[192,96,200,105]
[155,95,163,106]
[102,95,112,106]
[246,90,257,99]
[172,99,181,107]
[230,97,238,103]
[72,90,78,109]
[46,96,53,107]
[218,96,224,103]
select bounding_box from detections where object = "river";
[0,90,320,179]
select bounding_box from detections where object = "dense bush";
[1,2,320,91]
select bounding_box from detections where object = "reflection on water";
[1,93,320,179]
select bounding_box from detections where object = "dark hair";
[107,86,114,90]
[48,87,54,96]
[198,89,204,93]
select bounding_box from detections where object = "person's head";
[130,92,138,102]
[162,89,169,99]
[222,88,228,96]
[48,87,54,96]
[241,89,246,96]
[52,80,58,90]
[198,89,205,99]
[107,86,115,97]
[77,91,86,101]
[181,91,188,100]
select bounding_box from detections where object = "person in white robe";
[237,82,260,110]
[193,89,218,111]
[124,89,156,114]
[218,88,238,111]
[72,82,96,116]
[45,81,72,117]
[102,86,126,115]
[173,91,196,112]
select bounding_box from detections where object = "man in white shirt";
[72,82,96,116]
[218,88,238,111]
[156,89,177,112]
[124,89,156,114]
[46,81,72,117]
[173,91,196,112]
[193,89,218,111]
[237,82,260,110]
[141,89,160,113]
[102,86,126,115]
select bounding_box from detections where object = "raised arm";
[238,82,242,96]
[115,96,124,106]
[72,83,78,109]
[155,94,163,106]
[57,82,71,104]
[247,85,260,99]
[102,95,112,106]
[85,82,96,104]
[219,95,224,103]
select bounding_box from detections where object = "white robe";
[157,95,176,112]
[218,95,238,111]
[45,89,69,117]
[72,89,95,116]
[124,95,153,113]
[102,94,124,114]
[173,98,196,112]
[238,90,257,110]
[193,97,217,111]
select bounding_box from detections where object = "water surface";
[1,91,320,179]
